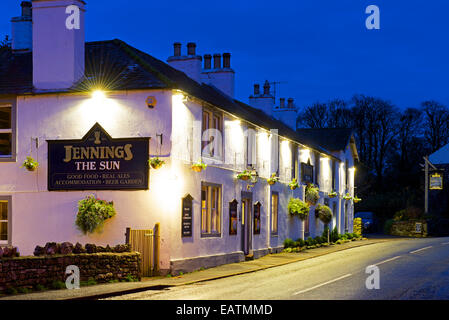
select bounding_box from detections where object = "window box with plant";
[353,196,362,203]
[148,157,165,170]
[267,173,279,185]
[328,190,337,198]
[75,195,116,235]
[315,203,332,224]
[287,198,309,221]
[21,156,39,172]
[288,178,299,190]
[236,170,252,181]
[343,193,352,201]
[191,159,207,172]
[305,183,319,205]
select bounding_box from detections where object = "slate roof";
[0,39,350,160]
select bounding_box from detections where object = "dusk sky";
[1,0,448,110]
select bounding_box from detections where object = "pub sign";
[429,172,443,190]
[47,123,149,191]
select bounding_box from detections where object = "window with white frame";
[202,109,223,159]
[201,183,222,237]
[271,192,278,235]
[0,197,10,244]
[0,103,14,160]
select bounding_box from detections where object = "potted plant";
[75,195,116,235]
[305,183,319,205]
[328,190,337,198]
[353,196,362,203]
[343,193,352,201]
[287,198,309,220]
[191,159,207,172]
[236,170,252,181]
[315,204,332,224]
[148,157,165,169]
[267,173,279,185]
[289,178,299,190]
[21,156,39,172]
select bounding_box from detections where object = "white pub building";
[0,0,358,274]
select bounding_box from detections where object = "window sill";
[200,233,222,238]
[0,157,16,163]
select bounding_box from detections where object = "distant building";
[428,145,449,217]
[0,1,358,275]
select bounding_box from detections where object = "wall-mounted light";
[146,96,157,109]
[91,90,106,101]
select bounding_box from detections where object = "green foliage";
[191,159,207,171]
[331,226,339,243]
[21,156,39,171]
[305,237,316,246]
[5,287,18,295]
[236,170,252,180]
[384,219,394,234]
[283,238,295,248]
[50,280,66,290]
[125,274,138,282]
[18,287,32,294]
[75,195,116,234]
[148,157,165,169]
[289,178,299,190]
[296,238,306,247]
[267,173,279,185]
[315,204,332,224]
[288,198,309,220]
[305,184,319,205]
[108,279,119,284]
[34,284,46,291]
[394,209,405,221]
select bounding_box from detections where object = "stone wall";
[0,252,141,292]
[391,220,427,237]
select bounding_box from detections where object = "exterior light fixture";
[91,90,106,100]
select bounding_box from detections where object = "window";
[246,128,257,167]
[0,197,11,244]
[201,183,221,236]
[331,160,336,191]
[202,109,223,158]
[229,199,238,235]
[314,152,320,186]
[291,146,298,180]
[0,102,15,160]
[271,193,278,235]
[301,160,313,183]
[345,160,349,189]
[254,202,261,234]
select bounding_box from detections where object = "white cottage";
[0,0,357,274]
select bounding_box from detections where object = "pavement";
[0,235,399,300]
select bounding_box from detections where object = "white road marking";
[293,273,352,295]
[410,246,433,254]
[442,242,449,245]
[373,255,401,266]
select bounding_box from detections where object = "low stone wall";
[391,220,427,237]
[0,252,141,292]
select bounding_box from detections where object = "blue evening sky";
[1,0,448,109]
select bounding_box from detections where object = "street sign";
[429,172,443,190]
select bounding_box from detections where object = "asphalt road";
[105,237,449,300]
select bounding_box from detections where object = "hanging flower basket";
[353,196,362,203]
[149,157,165,169]
[191,159,207,172]
[305,183,319,205]
[315,204,333,224]
[236,170,252,181]
[267,173,279,185]
[328,191,338,198]
[21,156,39,172]
[289,178,299,190]
[75,195,116,235]
[343,193,352,201]
[288,198,309,220]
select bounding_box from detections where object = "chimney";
[201,52,235,98]
[167,42,202,83]
[204,54,212,69]
[32,0,85,90]
[249,80,275,116]
[254,84,260,96]
[280,98,285,108]
[273,97,298,129]
[11,1,33,52]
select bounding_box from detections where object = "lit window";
[271,193,278,234]
[0,198,10,244]
[201,183,221,236]
[0,103,13,159]
[202,109,223,158]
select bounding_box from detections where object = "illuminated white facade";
[0,0,357,274]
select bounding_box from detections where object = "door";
[241,197,252,255]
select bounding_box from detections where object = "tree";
[421,101,449,153]
[0,35,11,50]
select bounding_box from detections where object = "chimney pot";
[280,98,285,108]
[213,54,221,69]
[174,42,181,56]
[187,42,196,56]
[21,1,32,17]
[204,54,212,69]
[222,53,231,68]
[288,98,294,108]
[263,80,270,95]
[254,84,260,95]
